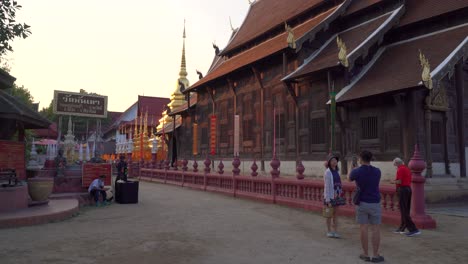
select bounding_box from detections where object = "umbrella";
[36,139,57,146]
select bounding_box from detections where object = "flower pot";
[27,177,54,202]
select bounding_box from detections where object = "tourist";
[391,158,421,237]
[323,155,344,238]
[88,174,108,207]
[348,150,384,263]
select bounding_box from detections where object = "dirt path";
[1,181,467,264]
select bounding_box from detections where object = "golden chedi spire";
[167,20,190,120]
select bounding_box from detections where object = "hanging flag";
[193,123,198,156]
[234,115,240,156]
[210,115,217,155]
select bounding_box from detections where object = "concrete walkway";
[0,181,467,264]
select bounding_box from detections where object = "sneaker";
[333,232,341,238]
[406,230,421,237]
[327,232,334,238]
[370,255,384,263]
[393,229,405,234]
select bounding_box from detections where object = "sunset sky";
[6,0,249,112]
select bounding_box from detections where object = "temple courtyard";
[1,181,467,264]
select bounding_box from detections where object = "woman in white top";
[323,155,343,238]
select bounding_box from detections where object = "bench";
[0,168,18,187]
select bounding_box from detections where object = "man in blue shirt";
[88,174,108,207]
[348,150,384,263]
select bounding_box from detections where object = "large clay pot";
[27,177,54,202]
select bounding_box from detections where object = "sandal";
[371,256,384,263]
[359,254,370,262]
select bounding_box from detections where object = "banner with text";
[210,115,216,155]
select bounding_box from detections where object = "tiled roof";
[222,0,324,55]
[0,90,50,129]
[337,24,468,103]
[137,96,170,117]
[399,0,468,27]
[0,69,16,89]
[284,10,398,80]
[187,6,338,92]
[32,122,58,139]
[344,0,384,16]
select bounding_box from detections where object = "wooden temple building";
[157,0,468,187]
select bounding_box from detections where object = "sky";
[6,0,250,112]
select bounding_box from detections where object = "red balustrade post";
[218,160,224,175]
[204,156,210,191]
[232,155,241,176]
[193,159,198,172]
[270,155,280,203]
[296,160,305,180]
[408,144,437,229]
[182,159,188,172]
[251,160,258,177]
[164,160,170,184]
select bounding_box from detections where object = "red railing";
[139,165,401,226]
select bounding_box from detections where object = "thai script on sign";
[53,90,108,118]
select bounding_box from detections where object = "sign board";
[0,141,26,180]
[82,163,112,187]
[210,115,216,155]
[53,90,108,118]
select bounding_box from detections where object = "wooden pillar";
[252,68,266,172]
[17,121,25,142]
[456,61,466,177]
[424,107,433,178]
[443,112,451,175]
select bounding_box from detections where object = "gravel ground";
[1,181,467,264]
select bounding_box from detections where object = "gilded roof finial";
[337,36,349,68]
[419,50,433,90]
[285,23,296,49]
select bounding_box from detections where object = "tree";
[7,83,34,106]
[0,0,31,55]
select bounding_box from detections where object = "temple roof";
[186,6,339,92]
[169,94,197,116]
[398,0,468,27]
[344,0,384,16]
[137,96,170,117]
[0,69,16,90]
[221,0,325,55]
[32,122,58,139]
[336,24,468,103]
[0,90,50,129]
[284,6,404,81]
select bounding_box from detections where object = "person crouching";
[88,174,109,207]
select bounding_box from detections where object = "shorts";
[356,202,381,225]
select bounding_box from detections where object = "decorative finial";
[285,23,296,49]
[212,42,220,56]
[196,70,203,80]
[229,16,235,32]
[183,19,186,39]
[419,50,433,90]
[337,36,349,67]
